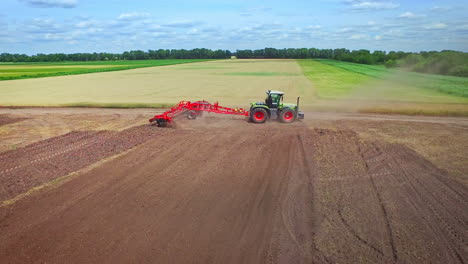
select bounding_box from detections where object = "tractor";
[249,90,304,123]
[149,90,304,127]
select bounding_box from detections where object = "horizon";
[1,0,468,55]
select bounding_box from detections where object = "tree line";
[0,48,232,62]
[236,48,468,77]
[1,48,466,77]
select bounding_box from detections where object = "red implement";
[149,100,248,127]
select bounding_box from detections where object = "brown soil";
[0,115,28,126]
[0,117,466,264]
[0,108,151,153]
[0,125,160,202]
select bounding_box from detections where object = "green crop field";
[298,59,468,115]
[0,59,211,81]
[298,59,468,101]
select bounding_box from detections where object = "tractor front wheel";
[280,109,296,123]
[250,108,268,123]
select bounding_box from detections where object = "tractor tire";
[186,110,198,120]
[250,108,268,123]
[280,108,296,123]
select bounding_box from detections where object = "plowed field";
[0,111,466,264]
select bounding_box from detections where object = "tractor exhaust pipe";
[296,96,304,120]
[296,97,300,118]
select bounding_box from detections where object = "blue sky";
[1,0,468,54]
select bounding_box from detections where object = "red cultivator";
[149,101,249,127]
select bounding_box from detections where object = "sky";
[1,0,468,54]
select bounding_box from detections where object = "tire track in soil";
[269,133,328,264]
[390,154,466,264]
[336,192,385,257]
[361,146,398,262]
[360,142,468,264]
[295,134,330,263]
[310,129,395,263]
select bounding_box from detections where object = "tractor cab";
[265,90,284,109]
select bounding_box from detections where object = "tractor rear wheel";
[250,108,268,123]
[280,108,295,123]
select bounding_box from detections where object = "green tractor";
[249,90,304,123]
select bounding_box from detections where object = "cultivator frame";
[149,100,248,127]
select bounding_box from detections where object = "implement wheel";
[250,108,268,123]
[186,110,198,120]
[156,120,168,127]
[280,109,295,123]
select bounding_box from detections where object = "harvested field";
[0,60,313,108]
[0,110,467,263]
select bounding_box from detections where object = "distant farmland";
[0,59,467,115]
[0,59,211,81]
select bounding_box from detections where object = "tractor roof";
[267,90,284,95]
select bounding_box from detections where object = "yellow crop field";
[0,59,314,109]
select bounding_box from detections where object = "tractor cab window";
[270,94,280,108]
[265,93,281,108]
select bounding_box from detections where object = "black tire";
[279,108,296,123]
[157,120,167,127]
[250,108,268,123]
[186,110,198,120]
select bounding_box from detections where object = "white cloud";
[240,6,272,16]
[24,18,66,33]
[345,0,399,11]
[375,35,382,40]
[339,27,354,33]
[399,12,426,19]
[20,0,78,8]
[187,28,199,35]
[44,33,62,40]
[399,12,416,19]
[163,20,201,28]
[424,23,448,30]
[306,25,322,30]
[117,12,150,21]
[430,6,451,12]
[349,34,368,40]
[75,20,96,28]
